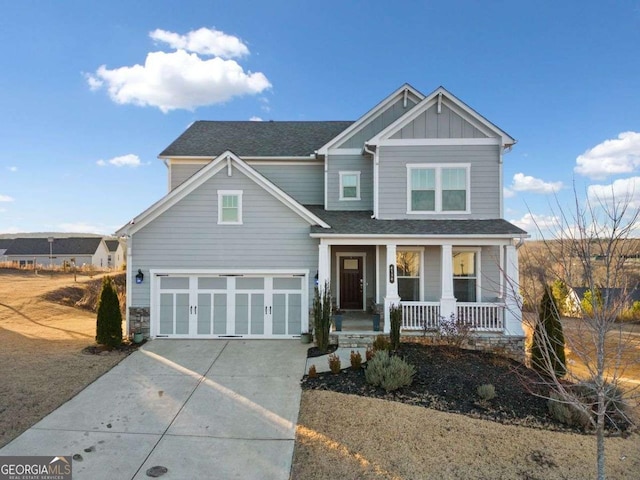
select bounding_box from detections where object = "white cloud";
[150,27,249,58]
[574,131,640,179]
[587,176,640,208]
[503,187,515,198]
[0,194,14,202]
[96,154,142,168]
[7,166,17,172]
[511,213,559,232]
[87,28,270,113]
[510,173,563,194]
[249,116,263,121]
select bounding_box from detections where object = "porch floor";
[335,311,383,333]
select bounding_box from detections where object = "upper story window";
[218,190,243,224]
[407,164,470,214]
[339,171,361,201]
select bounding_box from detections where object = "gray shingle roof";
[159,121,354,157]
[4,237,103,256]
[306,207,527,236]
[0,239,14,250]
[104,240,120,252]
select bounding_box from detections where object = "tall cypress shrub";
[96,276,123,348]
[313,281,332,353]
[531,286,566,377]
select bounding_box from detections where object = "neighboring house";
[105,239,126,269]
[117,85,528,357]
[3,237,110,268]
[566,286,640,316]
[0,239,13,262]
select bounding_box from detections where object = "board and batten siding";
[377,145,501,219]
[339,98,418,149]
[326,154,373,211]
[131,164,319,309]
[391,104,487,139]
[250,163,323,205]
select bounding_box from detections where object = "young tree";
[531,286,566,377]
[313,281,332,353]
[518,186,639,480]
[96,276,123,348]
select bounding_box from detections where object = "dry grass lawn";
[0,269,128,448]
[292,390,640,480]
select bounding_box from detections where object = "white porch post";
[383,243,400,333]
[504,244,524,336]
[440,244,456,320]
[317,242,330,292]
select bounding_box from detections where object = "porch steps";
[333,332,378,348]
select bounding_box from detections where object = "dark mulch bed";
[82,341,143,355]
[307,343,338,358]
[302,342,631,434]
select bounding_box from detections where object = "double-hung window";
[339,171,360,201]
[396,249,422,301]
[218,190,242,224]
[453,250,479,302]
[407,164,470,213]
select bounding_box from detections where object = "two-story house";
[117,85,528,357]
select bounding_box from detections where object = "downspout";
[364,143,377,218]
[125,234,133,336]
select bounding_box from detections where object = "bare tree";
[515,185,639,480]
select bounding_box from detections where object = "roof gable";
[316,84,425,154]
[4,237,103,256]
[159,121,353,158]
[117,151,330,236]
[367,86,516,148]
[105,240,120,252]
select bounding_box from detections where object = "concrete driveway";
[0,340,308,479]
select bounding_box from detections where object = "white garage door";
[153,273,306,338]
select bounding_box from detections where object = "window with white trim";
[397,249,422,301]
[339,171,360,201]
[407,164,470,213]
[453,250,478,302]
[217,190,242,224]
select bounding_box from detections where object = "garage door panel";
[251,293,265,335]
[159,293,174,335]
[287,293,302,335]
[213,293,227,334]
[272,293,286,335]
[197,293,212,335]
[235,293,249,335]
[175,294,190,334]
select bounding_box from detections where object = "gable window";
[453,250,479,302]
[397,248,423,301]
[407,164,470,213]
[339,171,360,201]
[217,190,243,224]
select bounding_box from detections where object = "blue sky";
[1,1,639,237]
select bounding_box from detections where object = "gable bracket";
[437,92,442,114]
[227,156,232,176]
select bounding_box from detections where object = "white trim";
[217,190,243,225]
[327,148,364,155]
[125,236,133,333]
[324,153,329,209]
[117,150,330,235]
[316,84,425,155]
[373,149,379,217]
[339,171,361,201]
[378,138,501,146]
[406,163,471,214]
[366,86,516,148]
[452,247,482,303]
[396,246,425,302]
[375,245,381,303]
[335,252,367,311]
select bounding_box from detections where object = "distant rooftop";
[4,237,103,256]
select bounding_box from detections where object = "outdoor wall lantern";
[135,269,144,284]
[314,270,319,286]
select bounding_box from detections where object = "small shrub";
[547,391,591,428]
[477,384,496,401]
[389,304,402,350]
[437,314,472,348]
[96,276,122,348]
[572,380,628,418]
[328,353,341,374]
[372,335,390,352]
[531,286,566,378]
[365,350,416,392]
[308,364,317,378]
[365,345,374,362]
[350,350,362,370]
[313,281,332,353]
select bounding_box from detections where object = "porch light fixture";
[135,269,144,284]
[314,271,319,286]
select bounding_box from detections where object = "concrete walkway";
[0,340,308,480]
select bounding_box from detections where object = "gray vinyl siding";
[326,154,373,210]
[480,246,501,302]
[170,163,207,190]
[339,98,418,148]
[377,145,501,219]
[423,246,442,301]
[131,164,318,309]
[251,163,324,205]
[391,104,487,139]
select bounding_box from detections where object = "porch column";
[504,244,524,336]
[440,244,456,320]
[317,242,330,292]
[383,243,400,333]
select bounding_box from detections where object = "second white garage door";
[152,272,307,338]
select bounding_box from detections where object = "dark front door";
[340,257,363,310]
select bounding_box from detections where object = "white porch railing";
[400,301,504,332]
[401,302,440,330]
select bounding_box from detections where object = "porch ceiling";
[306,206,527,237]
